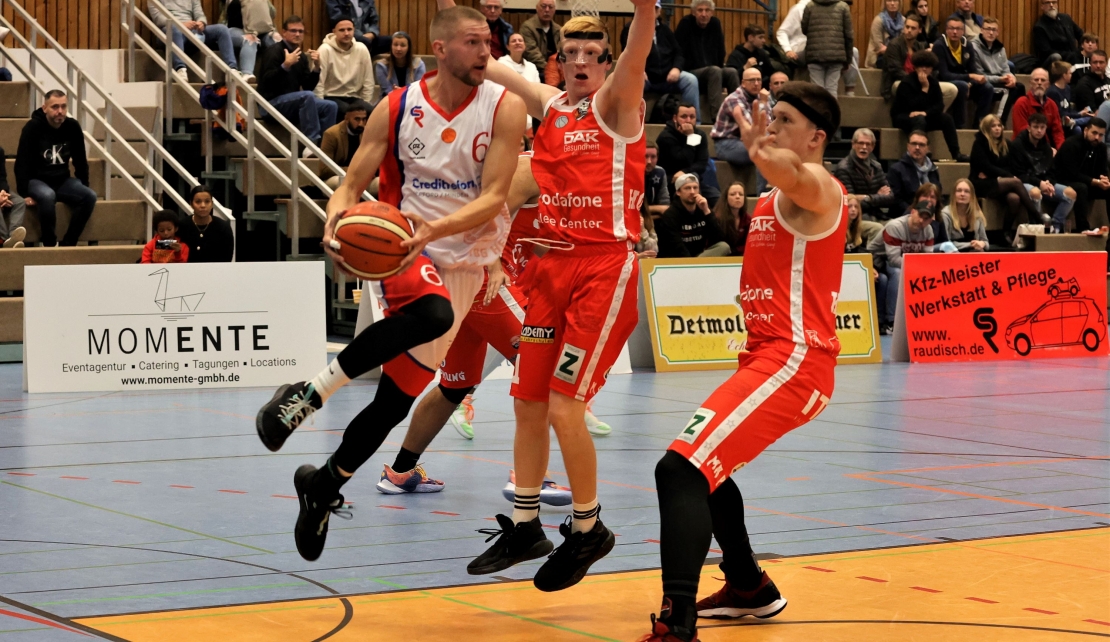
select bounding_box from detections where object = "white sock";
[310,359,350,403]
[572,498,600,534]
[511,486,541,525]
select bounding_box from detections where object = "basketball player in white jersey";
[255,5,526,562]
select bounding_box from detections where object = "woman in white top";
[941,178,990,251]
[497,33,540,84]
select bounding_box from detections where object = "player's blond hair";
[430,6,486,43]
[561,16,608,41]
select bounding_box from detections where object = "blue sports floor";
[0,339,1107,639]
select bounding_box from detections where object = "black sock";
[335,294,454,380]
[392,447,420,473]
[655,451,712,624]
[331,374,417,474]
[709,477,763,591]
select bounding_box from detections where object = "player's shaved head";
[430,5,486,43]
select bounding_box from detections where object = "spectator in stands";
[149,0,242,83]
[866,0,904,69]
[725,24,772,89]
[644,142,671,217]
[316,18,375,115]
[1074,50,1110,113]
[886,130,941,215]
[498,33,541,83]
[882,13,922,99]
[1013,112,1077,231]
[712,68,765,188]
[0,146,25,249]
[656,173,730,258]
[714,181,748,255]
[325,0,391,57]
[636,200,659,257]
[520,0,561,81]
[480,0,513,61]
[622,1,701,123]
[868,199,935,333]
[258,16,338,150]
[948,0,982,40]
[1053,117,1110,231]
[15,90,96,248]
[891,50,965,162]
[769,71,789,101]
[941,179,989,250]
[1072,34,1101,87]
[1012,68,1065,149]
[141,210,189,264]
[905,0,938,46]
[1032,0,1084,66]
[220,0,279,81]
[801,0,854,97]
[319,100,370,189]
[845,195,884,254]
[1099,101,1110,150]
[914,181,949,245]
[777,0,859,94]
[178,185,235,262]
[934,17,992,129]
[676,2,738,120]
[835,128,896,220]
[971,114,1043,234]
[1048,61,1090,136]
[970,17,1023,125]
[374,32,425,100]
[657,103,716,202]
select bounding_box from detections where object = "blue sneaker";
[375,464,445,494]
[501,470,572,506]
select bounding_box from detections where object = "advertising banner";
[24,262,326,392]
[641,255,881,372]
[902,252,1107,362]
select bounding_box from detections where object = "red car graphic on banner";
[1005,293,1105,356]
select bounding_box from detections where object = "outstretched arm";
[597,0,655,131]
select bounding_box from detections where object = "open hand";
[738,96,772,165]
[283,47,302,69]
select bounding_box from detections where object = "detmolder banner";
[23,263,326,392]
[902,252,1107,363]
[640,255,881,372]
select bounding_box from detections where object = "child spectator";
[142,211,189,264]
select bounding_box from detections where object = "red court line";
[786,477,810,481]
[804,566,835,573]
[857,576,888,583]
[169,485,194,489]
[112,480,141,485]
[1024,608,1059,615]
[1085,619,1110,626]
[910,586,942,593]
[59,476,87,480]
[272,494,297,499]
[872,456,1109,476]
[218,489,247,494]
[431,511,460,516]
[966,597,999,604]
[6,472,34,476]
[378,505,406,510]
[0,609,89,636]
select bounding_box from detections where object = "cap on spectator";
[914,200,935,218]
[675,173,699,191]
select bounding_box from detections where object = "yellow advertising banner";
[641,255,881,372]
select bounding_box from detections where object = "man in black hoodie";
[1031,0,1084,67]
[14,90,96,247]
[655,103,717,203]
[1012,112,1076,231]
[674,0,738,121]
[1074,50,1110,113]
[656,173,729,258]
[621,1,701,123]
[1052,117,1110,231]
[258,16,339,147]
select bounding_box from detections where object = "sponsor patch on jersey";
[520,325,556,344]
[408,138,426,157]
[441,127,457,143]
[554,343,586,384]
[554,115,569,128]
[676,408,715,444]
[410,106,424,127]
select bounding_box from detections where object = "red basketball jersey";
[740,182,848,356]
[530,91,645,247]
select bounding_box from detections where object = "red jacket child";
[141,211,189,264]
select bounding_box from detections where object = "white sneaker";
[2,226,25,248]
[585,407,611,436]
[173,67,189,83]
[0,27,10,41]
[301,146,315,159]
[239,72,256,83]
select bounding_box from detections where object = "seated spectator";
[914,181,949,245]
[711,68,766,190]
[1048,61,1090,136]
[769,71,789,102]
[801,0,854,97]
[714,181,749,255]
[258,17,338,149]
[635,201,659,256]
[1052,117,1110,231]
[676,2,739,120]
[656,102,717,203]
[868,199,935,333]
[1012,68,1065,148]
[0,145,25,249]
[933,17,992,129]
[621,3,701,123]
[1071,34,1101,86]
[948,0,983,39]
[1012,112,1076,231]
[142,210,189,264]
[970,17,1023,125]
[656,173,730,258]
[866,0,904,69]
[325,0,391,56]
[498,33,541,83]
[971,114,1043,234]
[890,51,965,162]
[315,18,376,115]
[644,142,671,217]
[906,0,938,46]
[1032,0,1084,66]
[725,24,772,89]
[14,91,96,247]
[1074,50,1110,113]
[319,100,370,189]
[834,128,896,220]
[845,195,884,254]
[886,130,942,215]
[374,32,426,100]
[220,0,279,81]
[149,0,242,82]
[480,0,513,61]
[941,179,989,250]
[178,185,235,262]
[882,13,925,100]
[519,0,561,82]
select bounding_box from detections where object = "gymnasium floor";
[0,340,1107,640]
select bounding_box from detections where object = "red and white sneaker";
[500,470,572,506]
[696,571,787,619]
[636,614,698,642]
[375,464,445,494]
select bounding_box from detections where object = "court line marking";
[697,619,1110,637]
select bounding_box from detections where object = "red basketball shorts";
[511,248,639,403]
[668,342,836,489]
[440,282,528,390]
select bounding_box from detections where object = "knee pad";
[438,383,474,405]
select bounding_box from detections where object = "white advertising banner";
[23,263,326,393]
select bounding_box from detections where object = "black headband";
[775,93,837,138]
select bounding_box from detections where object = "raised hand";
[283,47,302,69]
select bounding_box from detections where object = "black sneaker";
[256,382,321,452]
[532,517,615,592]
[695,571,787,619]
[293,464,351,561]
[467,514,553,575]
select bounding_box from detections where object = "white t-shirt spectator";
[497,55,541,84]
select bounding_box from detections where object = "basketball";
[333,201,414,280]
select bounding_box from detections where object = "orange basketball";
[333,201,414,280]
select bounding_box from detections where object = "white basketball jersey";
[379,72,511,268]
